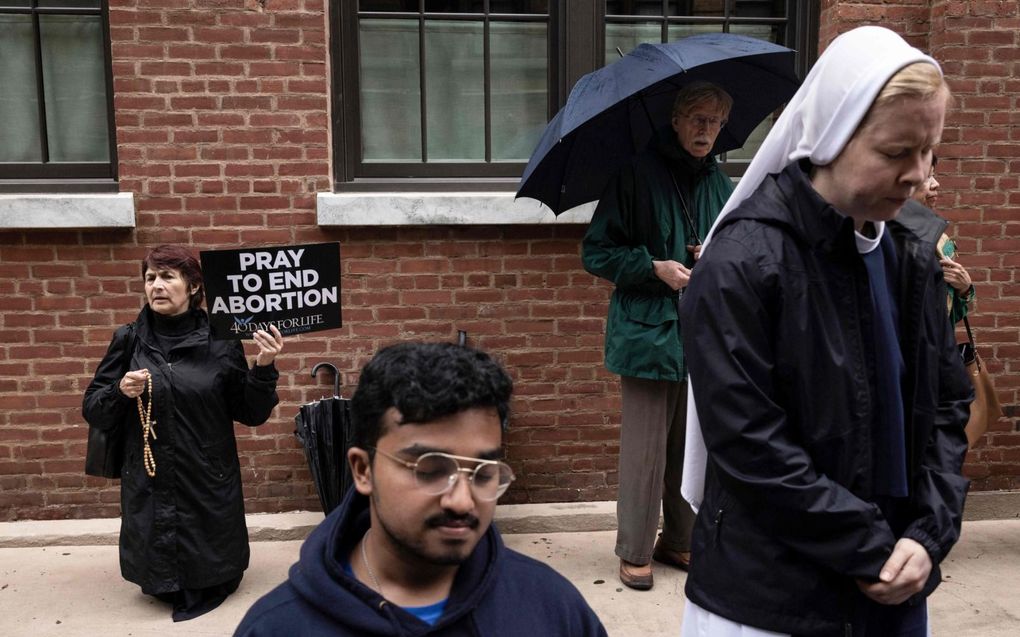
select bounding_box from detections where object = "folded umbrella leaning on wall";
[295,362,354,516]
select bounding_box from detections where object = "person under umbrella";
[581,81,734,590]
[517,33,798,216]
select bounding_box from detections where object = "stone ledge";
[317,192,594,226]
[0,192,135,229]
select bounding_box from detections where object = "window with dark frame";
[0,0,117,191]
[332,0,817,190]
[335,1,552,187]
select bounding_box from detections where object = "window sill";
[316,192,594,226]
[0,193,135,230]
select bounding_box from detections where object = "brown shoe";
[652,542,691,571]
[619,559,653,590]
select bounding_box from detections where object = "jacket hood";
[714,161,861,256]
[718,163,938,259]
[287,488,504,635]
[893,199,947,247]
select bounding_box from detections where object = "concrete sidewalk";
[2,499,1019,636]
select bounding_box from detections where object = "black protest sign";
[200,242,342,340]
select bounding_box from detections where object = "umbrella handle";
[311,362,341,397]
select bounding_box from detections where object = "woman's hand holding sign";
[251,325,284,367]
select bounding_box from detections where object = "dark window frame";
[333,2,557,192]
[0,0,118,193]
[331,0,817,191]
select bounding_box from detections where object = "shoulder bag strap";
[120,324,138,375]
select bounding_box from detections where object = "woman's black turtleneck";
[151,308,198,359]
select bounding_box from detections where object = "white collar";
[855,221,886,254]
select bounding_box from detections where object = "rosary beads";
[136,374,157,478]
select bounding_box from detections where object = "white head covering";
[703,26,940,248]
[681,26,942,511]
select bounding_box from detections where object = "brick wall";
[0,0,621,520]
[930,0,1020,489]
[1,0,1017,521]
[819,0,1020,489]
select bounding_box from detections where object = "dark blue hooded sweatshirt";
[234,490,607,637]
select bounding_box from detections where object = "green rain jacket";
[582,132,733,381]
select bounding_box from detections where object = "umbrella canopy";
[517,33,800,215]
[295,363,355,515]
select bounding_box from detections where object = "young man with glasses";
[234,341,607,636]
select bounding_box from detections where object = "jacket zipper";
[714,508,724,543]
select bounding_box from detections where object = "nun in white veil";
[677,26,971,637]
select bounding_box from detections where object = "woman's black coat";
[83,306,279,594]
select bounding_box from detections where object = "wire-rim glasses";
[372,448,515,501]
[682,112,727,130]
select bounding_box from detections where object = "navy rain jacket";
[679,162,972,636]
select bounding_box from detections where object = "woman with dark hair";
[914,154,975,324]
[83,244,284,621]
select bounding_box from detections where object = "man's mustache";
[426,512,480,529]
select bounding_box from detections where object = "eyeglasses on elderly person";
[371,447,516,501]
[683,113,728,130]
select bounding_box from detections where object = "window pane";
[605,22,660,65]
[489,1,547,13]
[607,1,668,16]
[731,0,785,18]
[360,0,418,11]
[729,22,782,43]
[0,0,31,7]
[666,23,722,40]
[359,18,422,162]
[423,0,483,12]
[0,15,42,162]
[725,116,771,161]
[424,20,483,161]
[670,0,726,16]
[37,0,102,8]
[40,14,110,162]
[491,21,546,161]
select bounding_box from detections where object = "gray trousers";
[615,375,696,565]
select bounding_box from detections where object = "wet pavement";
[1,516,1018,636]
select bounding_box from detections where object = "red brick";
[250,29,302,44]
[221,45,274,61]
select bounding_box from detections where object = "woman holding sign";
[83,244,284,621]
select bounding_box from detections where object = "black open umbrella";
[517,33,800,216]
[294,362,354,515]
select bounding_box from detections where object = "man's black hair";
[350,341,513,454]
